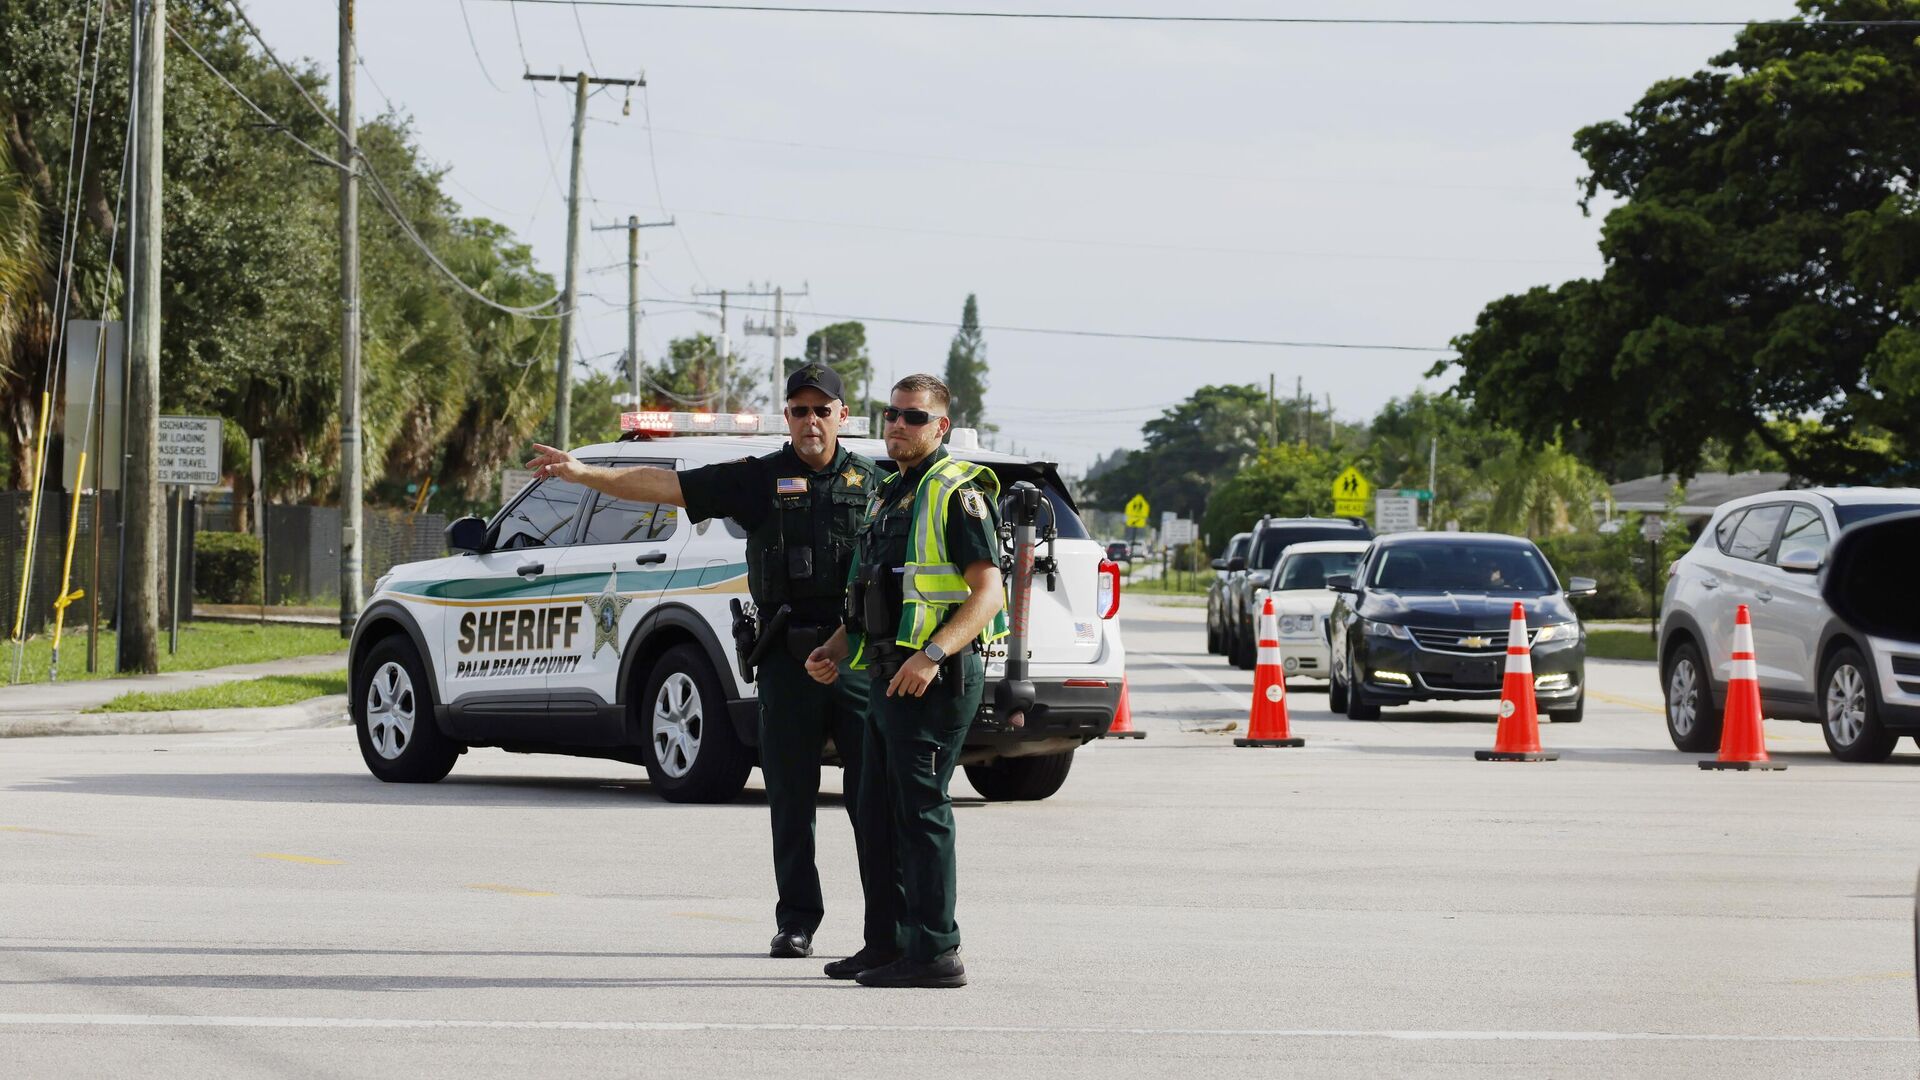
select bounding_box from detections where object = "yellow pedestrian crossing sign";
[1124,494,1151,529]
[1331,467,1370,518]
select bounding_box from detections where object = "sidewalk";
[1,652,349,738]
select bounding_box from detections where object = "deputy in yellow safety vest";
[805,373,1005,988]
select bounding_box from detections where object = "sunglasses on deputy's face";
[883,406,944,426]
[785,404,839,419]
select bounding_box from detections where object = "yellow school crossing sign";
[1331,467,1370,518]
[1124,494,1151,529]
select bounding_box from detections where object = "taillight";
[1097,559,1121,619]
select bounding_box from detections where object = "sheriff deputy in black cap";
[525,364,891,970]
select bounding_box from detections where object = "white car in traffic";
[1257,540,1369,681]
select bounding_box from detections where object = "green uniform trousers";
[755,648,892,950]
[858,651,985,962]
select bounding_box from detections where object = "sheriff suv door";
[444,476,588,741]
[541,457,689,744]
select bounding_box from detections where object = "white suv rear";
[1659,488,1920,760]
[348,431,1125,802]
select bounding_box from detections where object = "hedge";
[195,532,262,604]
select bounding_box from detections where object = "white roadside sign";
[499,468,536,506]
[156,415,223,487]
[1374,495,1421,534]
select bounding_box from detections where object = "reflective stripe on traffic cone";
[1700,604,1785,771]
[1476,601,1557,762]
[1101,676,1146,739]
[1236,598,1304,748]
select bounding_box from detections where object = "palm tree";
[1484,442,1602,538]
[0,139,49,489]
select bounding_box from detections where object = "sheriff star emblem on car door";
[581,567,632,659]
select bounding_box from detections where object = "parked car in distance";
[1225,516,1374,670]
[1328,532,1592,721]
[1105,540,1132,564]
[1261,540,1369,681]
[1660,488,1920,761]
[1207,531,1252,655]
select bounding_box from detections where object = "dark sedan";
[1327,533,1595,721]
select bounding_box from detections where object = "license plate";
[1461,659,1500,685]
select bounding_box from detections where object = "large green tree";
[1083,384,1271,521]
[1442,0,1920,483]
[1198,442,1343,548]
[942,294,991,430]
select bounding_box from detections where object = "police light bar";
[620,411,872,437]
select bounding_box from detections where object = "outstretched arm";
[524,444,686,507]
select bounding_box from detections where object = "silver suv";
[1659,488,1920,761]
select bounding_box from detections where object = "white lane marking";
[0,1014,1911,1043]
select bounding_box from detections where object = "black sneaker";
[824,946,902,980]
[768,929,813,958]
[854,947,966,988]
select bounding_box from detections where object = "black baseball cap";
[785,363,845,401]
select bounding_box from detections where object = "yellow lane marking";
[0,826,92,838]
[1790,971,1914,987]
[671,911,755,924]
[254,853,342,865]
[1587,690,1663,715]
[465,884,555,898]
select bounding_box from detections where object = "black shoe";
[768,930,813,958]
[823,946,902,980]
[854,947,966,988]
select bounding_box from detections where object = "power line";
[570,1,602,70]
[174,19,569,319]
[457,0,508,91]
[469,2,1920,28]
[669,206,1595,267]
[641,296,1454,353]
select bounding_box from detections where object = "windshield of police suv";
[1274,549,1364,590]
[1251,525,1370,569]
[1366,541,1557,593]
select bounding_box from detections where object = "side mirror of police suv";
[446,516,488,555]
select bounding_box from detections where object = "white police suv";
[346,412,1126,803]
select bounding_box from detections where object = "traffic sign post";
[157,416,222,655]
[1332,467,1371,518]
[1375,495,1420,533]
[1124,494,1151,529]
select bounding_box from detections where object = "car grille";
[1421,670,1503,691]
[1407,625,1538,655]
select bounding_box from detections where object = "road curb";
[0,695,350,739]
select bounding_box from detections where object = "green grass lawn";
[5,621,346,686]
[1123,573,1212,597]
[88,672,349,713]
[1586,628,1658,662]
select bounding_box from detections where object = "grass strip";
[6,622,346,686]
[1586,628,1658,662]
[87,672,348,713]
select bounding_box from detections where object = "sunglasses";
[883,407,944,426]
[786,404,837,419]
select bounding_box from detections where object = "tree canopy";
[942,294,990,430]
[1443,0,1920,484]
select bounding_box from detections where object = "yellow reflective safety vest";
[847,455,1009,670]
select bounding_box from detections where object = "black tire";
[1327,661,1349,713]
[964,749,1074,802]
[1344,644,1380,720]
[1230,617,1256,670]
[1206,613,1223,655]
[641,643,754,803]
[1550,688,1585,723]
[1663,639,1720,752]
[353,634,460,783]
[1820,646,1899,763]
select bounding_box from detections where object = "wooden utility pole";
[524,70,644,448]
[338,0,363,638]
[702,283,807,408]
[121,0,164,673]
[591,215,674,403]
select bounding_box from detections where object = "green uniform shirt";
[862,446,1002,627]
[681,443,881,623]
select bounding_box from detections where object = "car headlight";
[372,572,393,596]
[1279,614,1316,636]
[1533,621,1577,644]
[1362,618,1411,640]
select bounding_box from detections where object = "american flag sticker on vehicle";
[776,477,809,494]
[1075,620,1098,642]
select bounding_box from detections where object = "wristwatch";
[922,641,948,664]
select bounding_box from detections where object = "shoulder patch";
[960,488,988,519]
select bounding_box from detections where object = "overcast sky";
[241,0,1798,472]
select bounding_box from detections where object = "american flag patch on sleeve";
[776,477,809,494]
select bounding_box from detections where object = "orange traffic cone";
[1700,604,1785,771]
[1101,677,1146,739]
[1476,601,1557,762]
[1236,598,1304,748]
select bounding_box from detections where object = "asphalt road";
[2,598,1916,1078]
